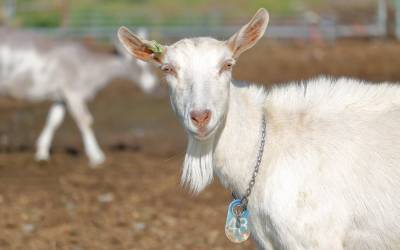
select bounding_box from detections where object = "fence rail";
[3,0,396,41]
[28,21,387,42]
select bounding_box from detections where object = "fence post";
[396,0,400,39]
[3,0,16,26]
[377,0,387,37]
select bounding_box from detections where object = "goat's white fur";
[214,78,400,249]
[118,8,400,249]
[36,102,65,160]
[182,136,214,193]
[0,28,157,166]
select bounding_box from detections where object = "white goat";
[118,8,400,249]
[0,28,157,166]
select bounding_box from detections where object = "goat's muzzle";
[190,109,211,131]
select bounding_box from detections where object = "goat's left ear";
[117,26,165,65]
[227,8,269,58]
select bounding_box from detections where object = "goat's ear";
[117,26,164,65]
[226,8,269,58]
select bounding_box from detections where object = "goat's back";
[0,28,96,101]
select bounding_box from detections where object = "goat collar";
[234,114,266,209]
[225,114,266,243]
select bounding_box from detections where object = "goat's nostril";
[190,109,212,129]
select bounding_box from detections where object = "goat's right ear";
[117,26,164,65]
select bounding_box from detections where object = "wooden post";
[56,0,70,28]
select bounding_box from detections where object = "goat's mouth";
[188,124,219,141]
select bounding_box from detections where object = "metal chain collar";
[233,115,266,211]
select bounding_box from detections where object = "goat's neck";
[213,81,266,197]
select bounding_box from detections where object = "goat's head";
[118,8,269,192]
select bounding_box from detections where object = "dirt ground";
[1,39,400,250]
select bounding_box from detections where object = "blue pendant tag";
[225,199,250,243]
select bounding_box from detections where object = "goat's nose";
[190,109,211,129]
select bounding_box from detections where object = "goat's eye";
[222,60,235,72]
[161,64,174,74]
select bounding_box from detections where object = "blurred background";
[0,0,400,249]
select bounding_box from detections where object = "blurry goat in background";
[0,28,158,166]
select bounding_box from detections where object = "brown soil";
[1,39,400,250]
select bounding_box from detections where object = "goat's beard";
[181,136,214,193]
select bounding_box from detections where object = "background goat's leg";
[65,94,105,166]
[35,102,66,161]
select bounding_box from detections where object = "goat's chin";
[181,135,215,194]
[188,124,219,141]
[192,131,215,141]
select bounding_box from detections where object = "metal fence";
[1,0,396,41]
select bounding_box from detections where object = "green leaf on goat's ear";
[147,40,163,54]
